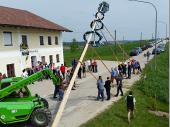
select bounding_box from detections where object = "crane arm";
[0,69,61,99]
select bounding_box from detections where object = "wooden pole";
[51,11,101,127]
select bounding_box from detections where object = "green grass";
[139,45,169,104]
[63,41,149,66]
[80,44,169,127]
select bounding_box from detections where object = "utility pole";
[123,36,124,61]
[152,33,154,40]
[114,30,117,54]
[158,31,159,39]
[140,32,142,47]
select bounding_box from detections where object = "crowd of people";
[95,58,141,123]
[97,58,141,101]
[0,56,141,123]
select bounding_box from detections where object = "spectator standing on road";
[137,61,142,73]
[122,62,127,77]
[115,74,123,97]
[53,74,62,99]
[0,73,3,81]
[65,70,71,85]
[60,64,66,79]
[97,76,104,101]
[125,91,136,123]
[118,63,123,75]
[70,68,76,90]
[21,69,28,78]
[91,60,95,72]
[78,65,82,79]
[82,63,86,78]
[86,60,91,71]
[130,59,135,74]
[2,74,7,79]
[134,60,139,74]
[72,58,77,69]
[127,62,132,79]
[104,77,111,100]
[94,60,98,73]
[146,51,150,62]
[58,85,64,101]
[51,63,56,74]
[111,68,115,83]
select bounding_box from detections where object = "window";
[48,36,52,45]
[22,35,27,44]
[41,56,46,64]
[55,36,58,45]
[3,32,12,46]
[7,64,15,77]
[49,55,53,64]
[56,54,60,63]
[40,36,44,45]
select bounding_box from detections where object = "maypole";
[51,2,109,127]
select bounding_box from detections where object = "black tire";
[31,108,52,127]
[41,98,49,108]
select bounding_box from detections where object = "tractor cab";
[0,77,31,98]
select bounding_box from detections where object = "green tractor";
[0,69,61,126]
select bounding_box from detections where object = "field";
[80,44,169,127]
[63,41,149,66]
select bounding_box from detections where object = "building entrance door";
[31,56,37,67]
[41,56,46,64]
[7,64,15,77]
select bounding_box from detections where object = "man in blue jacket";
[97,76,104,101]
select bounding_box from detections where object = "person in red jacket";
[60,64,66,79]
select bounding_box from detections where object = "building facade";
[0,6,71,77]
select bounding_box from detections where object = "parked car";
[158,44,165,48]
[135,47,142,53]
[141,45,148,51]
[147,43,153,48]
[152,48,161,54]
[130,47,142,56]
[130,49,139,56]
[157,44,165,52]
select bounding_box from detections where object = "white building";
[0,6,71,77]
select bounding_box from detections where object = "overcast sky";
[0,0,169,42]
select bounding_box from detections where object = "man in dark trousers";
[104,77,111,100]
[115,74,123,97]
[126,91,136,123]
[127,62,132,79]
[53,74,62,98]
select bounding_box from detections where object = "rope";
[91,46,111,73]
[103,25,130,62]
[96,22,120,64]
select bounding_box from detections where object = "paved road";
[6,40,166,127]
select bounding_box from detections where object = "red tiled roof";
[0,6,72,32]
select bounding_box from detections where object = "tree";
[70,38,79,52]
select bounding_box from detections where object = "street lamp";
[128,0,158,70]
[158,21,168,39]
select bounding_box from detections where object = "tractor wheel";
[31,108,52,127]
[41,98,49,108]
